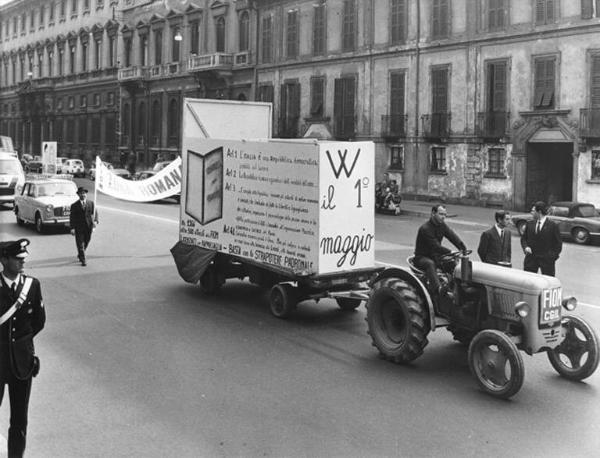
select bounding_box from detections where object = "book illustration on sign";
[185,147,224,225]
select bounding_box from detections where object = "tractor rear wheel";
[547,315,600,381]
[365,278,430,364]
[468,330,524,399]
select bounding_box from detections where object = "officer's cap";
[77,187,88,194]
[0,239,30,259]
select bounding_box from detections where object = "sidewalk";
[399,199,503,223]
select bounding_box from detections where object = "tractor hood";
[455,261,562,295]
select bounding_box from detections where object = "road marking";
[98,205,178,225]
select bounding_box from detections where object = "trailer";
[171,131,384,317]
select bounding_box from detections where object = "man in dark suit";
[520,201,562,276]
[477,210,512,266]
[0,239,46,458]
[69,187,99,266]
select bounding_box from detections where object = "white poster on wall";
[41,141,57,174]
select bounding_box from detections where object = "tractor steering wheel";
[439,249,472,263]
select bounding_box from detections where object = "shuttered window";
[582,0,593,18]
[342,0,356,52]
[279,82,301,137]
[390,0,406,45]
[310,77,325,118]
[334,76,356,139]
[313,3,326,56]
[261,16,272,63]
[432,0,449,39]
[533,57,556,109]
[535,0,556,25]
[257,84,274,103]
[591,55,600,108]
[431,67,449,113]
[286,10,298,59]
[390,72,405,116]
[488,0,506,31]
[487,61,507,111]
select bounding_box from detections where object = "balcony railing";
[580,108,600,138]
[234,51,251,66]
[117,66,147,81]
[421,113,451,138]
[476,111,510,139]
[187,53,233,72]
[381,114,407,138]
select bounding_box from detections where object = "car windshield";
[37,182,77,197]
[551,206,569,217]
[574,205,599,218]
[0,158,22,174]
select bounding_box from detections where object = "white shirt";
[537,216,547,231]
[1,272,21,291]
[495,224,505,238]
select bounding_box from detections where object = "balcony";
[580,108,600,138]
[233,51,252,66]
[187,53,233,73]
[476,111,510,139]
[421,113,451,139]
[381,114,407,138]
[117,66,147,81]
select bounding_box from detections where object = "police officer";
[0,239,45,458]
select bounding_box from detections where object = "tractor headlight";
[562,296,577,311]
[515,301,530,318]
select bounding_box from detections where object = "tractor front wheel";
[269,284,297,319]
[547,315,600,381]
[365,278,430,364]
[468,330,525,399]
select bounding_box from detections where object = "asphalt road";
[0,183,599,457]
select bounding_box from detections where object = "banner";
[95,157,182,202]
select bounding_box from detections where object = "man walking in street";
[520,201,562,276]
[414,204,468,300]
[477,210,512,266]
[70,187,99,266]
[0,239,46,458]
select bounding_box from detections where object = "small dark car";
[512,201,600,245]
[25,161,43,173]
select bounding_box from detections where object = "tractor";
[365,251,599,398]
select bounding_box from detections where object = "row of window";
[1,34,117,85]
[0,0,115,41]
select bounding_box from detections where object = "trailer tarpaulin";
[170,242,216,283]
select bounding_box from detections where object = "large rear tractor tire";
[547,315,600,381]
[365,278,430,364]
[269,284,297,319]
[468,330,524,399]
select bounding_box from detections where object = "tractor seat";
[406,256,424,275]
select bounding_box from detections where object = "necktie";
[536,221,541,234]
[10,283,16,298]
[500,229,504,239]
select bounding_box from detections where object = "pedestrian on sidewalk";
[477,210,512,266]
[520,201,562,276]
[0,239,46,458]
[69,187,99,266]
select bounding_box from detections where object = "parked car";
[112,168,132,179]
[25,161,44,174]
[63,159,85,177]
[89,161,113,180]
[14,176,78,233]
[0,153,25,206]
[511,201,600,245]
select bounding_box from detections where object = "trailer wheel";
[468,330,524,399]
[269,284,297,319]
[547,315,600,381]
[336,298,362,311]
[366,278,430,364]
[199,265,221,295]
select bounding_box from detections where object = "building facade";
[2,0,600,210]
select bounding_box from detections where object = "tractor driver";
[413,204,467,300]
